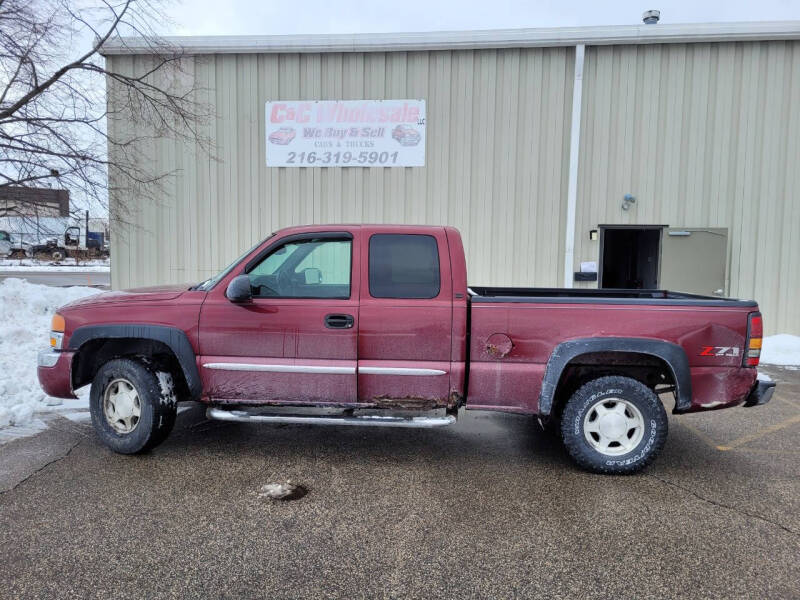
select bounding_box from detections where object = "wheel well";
[549,351,676,421]
[72,338,189,398]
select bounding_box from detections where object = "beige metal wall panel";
[107,48,574,291]
[574,41,800,334]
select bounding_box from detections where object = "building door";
[599,226,664,289]
[660,228,728,296]
[599,225,728,295]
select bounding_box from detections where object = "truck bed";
[468,287,757,307]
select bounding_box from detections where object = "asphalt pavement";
[0,269,110,287]
[1,366,798,599]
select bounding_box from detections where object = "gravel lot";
[1,365,798,599]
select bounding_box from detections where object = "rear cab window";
[368,234,440,299]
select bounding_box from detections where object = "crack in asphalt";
[647,473,798,538]
[0,440,82,496]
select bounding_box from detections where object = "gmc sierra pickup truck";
[38,225,775,474]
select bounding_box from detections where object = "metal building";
[101,21,800,334]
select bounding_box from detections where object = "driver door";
[198,231,359,405]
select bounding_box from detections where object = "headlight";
[50,313,65,349]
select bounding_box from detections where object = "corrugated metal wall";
[574,40,800,334]
[107,39,800,334]
[107,48,574,292]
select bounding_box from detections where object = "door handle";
[325,314,354,329]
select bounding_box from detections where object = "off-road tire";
[89,358,177,454]
[560,375,668,475]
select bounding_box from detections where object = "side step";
[206,407,456,429]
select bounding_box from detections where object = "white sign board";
[265,100,426,167]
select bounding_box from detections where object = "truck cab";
[197,225,465,409]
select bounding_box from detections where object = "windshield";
[193,236,272,291]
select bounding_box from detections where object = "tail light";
[744,312,762,367]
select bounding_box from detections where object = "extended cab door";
[198,230,359,404]
[357,227,453,408]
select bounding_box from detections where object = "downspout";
[563,44,585,288]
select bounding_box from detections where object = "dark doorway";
[600,227,662,289]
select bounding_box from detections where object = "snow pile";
[0,278,100,428]
[760,334,800,366]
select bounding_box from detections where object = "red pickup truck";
[37,225,774,474]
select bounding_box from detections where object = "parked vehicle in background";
[37,225,774,474]
[268,127,296,145]
[391,124,421,146]
[63,226,109,258]
[27,237,70,261]
[0,212,109,261]
[26,225,109,261]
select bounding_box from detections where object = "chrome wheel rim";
[583,397,645,456]
[103,378,141,434]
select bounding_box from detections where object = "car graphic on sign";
[392,125,421,146]
[269,127,296,145]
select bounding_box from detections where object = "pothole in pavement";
[258,482,308,501]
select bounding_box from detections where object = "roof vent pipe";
[642,10,660,24]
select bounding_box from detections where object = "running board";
[206,407,456,429]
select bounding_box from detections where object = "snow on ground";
[760,334,800,366]
[0,278,100,437]
[0,258,109,271]
[0,265,110,272]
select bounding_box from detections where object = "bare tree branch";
[0,0,210,226]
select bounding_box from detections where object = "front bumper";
[37,349,77,399]
[743,380,775,407]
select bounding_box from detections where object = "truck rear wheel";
[560,375,667,474]
[89,358,177,454]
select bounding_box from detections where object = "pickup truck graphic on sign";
[392,124,421,146]
[268,127,296,145]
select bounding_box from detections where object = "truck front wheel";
[560,375,667,474]
[89,358,177,454]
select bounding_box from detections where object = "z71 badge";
[700,346,740,357]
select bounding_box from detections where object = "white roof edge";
[100,21,800,55]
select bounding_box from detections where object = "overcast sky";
[161,0,800,36]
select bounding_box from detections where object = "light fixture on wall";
[622,194,636,211]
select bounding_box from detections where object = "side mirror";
[225,275,252,303]
[303,267,322,284]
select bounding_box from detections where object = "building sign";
[265,100,426,167]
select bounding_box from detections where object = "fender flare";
[538,337,692,415]
[68,324,201,399]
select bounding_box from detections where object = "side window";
[369,234,440,299]
[248,238,351,298]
